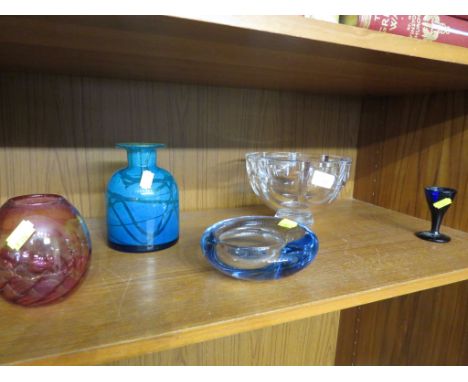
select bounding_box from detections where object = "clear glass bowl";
[246,152,352,225]
[201,216,318,280]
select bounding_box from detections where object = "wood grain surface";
[338,91,468,365]
[1,16,468,366]
[1,200,467,365]
[335,281,468,365]
[0,73,359,217]
[354,92,468,230]
[109,312,340,365]
[0,16,468,95]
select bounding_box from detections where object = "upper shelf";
[1,200,467,365]
[1,15,468,95]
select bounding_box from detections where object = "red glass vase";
[0,194,91,306]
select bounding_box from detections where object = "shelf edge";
[12,267,468,366]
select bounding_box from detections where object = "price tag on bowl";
[278,218,298,229]
[6,220,35,251]
[433,198,452,209]
[311,170,335,189]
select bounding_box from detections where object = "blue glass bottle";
[106,143,179,252]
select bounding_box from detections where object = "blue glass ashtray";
[201,216,319,280]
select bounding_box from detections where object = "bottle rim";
[7,194,65,207]
[116,143,166,150]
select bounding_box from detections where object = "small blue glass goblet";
[415,186,457,243]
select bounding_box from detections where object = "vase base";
[108,238,179,253]
[415,231,451,243]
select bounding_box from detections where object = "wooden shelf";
[1,199,467,365]
[0,16,467,95]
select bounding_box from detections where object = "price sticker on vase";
[6,220,35,251]
[433,198,452,209]
[278,218,298,229]
[140,170,155,190]
[311,170,335,189]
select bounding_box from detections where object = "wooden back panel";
[354,92,468,230]
[336,281,468,365]
[337,91,468,365]
[0,73,360,217]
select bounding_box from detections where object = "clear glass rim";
[7,194,65,207]
[202,215,315,252]
[245,151,352,165]
[206,215,312,237]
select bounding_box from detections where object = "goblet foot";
[415,231,451,243]
[275,207,314,226]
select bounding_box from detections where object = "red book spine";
[450,15,468,21]
[357,15,468,48]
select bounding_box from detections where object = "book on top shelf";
[340,15,468,48]
[451,15,468,21]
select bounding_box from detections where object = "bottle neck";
[127,149,157,169]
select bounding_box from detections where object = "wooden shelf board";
[1,199,467,365]
[0,16,467,95]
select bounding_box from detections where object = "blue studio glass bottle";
[106,143,179,252]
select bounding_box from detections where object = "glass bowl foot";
[275,208,313,226]
[415,231,451,243]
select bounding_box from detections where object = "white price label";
[311,170,335,189]
[6,220,35,251]
[139,170,155,190]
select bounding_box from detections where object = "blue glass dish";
[201,216,319,280]
[106,143,179,252]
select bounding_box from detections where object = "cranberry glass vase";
[0,194,91,306]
